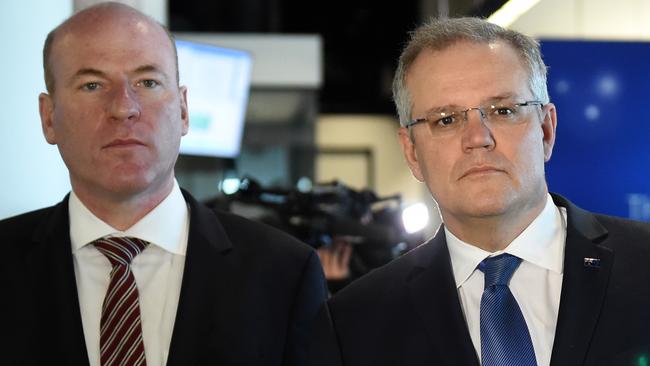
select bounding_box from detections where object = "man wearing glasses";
[308,17,650,366]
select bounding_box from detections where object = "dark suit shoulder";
[0,206,56,239]
[0,206,62,262]
[592,213,650,254]
[329,240,434,307]
[589,214,650,284]
[211,208,315,259]
[181,204,327,366]
[595,212,650,236]
[554,192,650,250]
[313,235,464,366]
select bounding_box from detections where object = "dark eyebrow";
[483,94,517,104]
[132,64,170,82]
[68,68,108,86]
[423,104,463,115]
[420,93,520,117]
[133,64,161,74]
[67,65,170,85]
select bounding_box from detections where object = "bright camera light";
[402,203,429,234]
[297,176,313,193]
[221,177,241,195]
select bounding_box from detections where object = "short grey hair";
[392,17,549,127]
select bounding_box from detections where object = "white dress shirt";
[69,180,189,366]
[446,194,567,366]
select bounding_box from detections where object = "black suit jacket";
[308,194,650,366]
[0,190,327,366]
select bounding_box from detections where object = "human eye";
[494,105,516,116]
[80,82,100,91]
[433,112,459,128]
[488,103,519,122]
[137,79,160,88]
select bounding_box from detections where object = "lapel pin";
[583,257,601,268]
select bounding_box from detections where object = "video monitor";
[176,39,253,158]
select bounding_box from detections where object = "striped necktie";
[94,236,149,366]
[478,254,537,366]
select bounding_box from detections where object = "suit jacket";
[307,194,650,366]
[0,189,327,366]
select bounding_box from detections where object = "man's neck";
[72,179,175,231]
[442,195,548,253]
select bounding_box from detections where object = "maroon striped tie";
[94,237,149,366]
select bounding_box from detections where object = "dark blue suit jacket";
[0,189,327,365]
[308,194,650,366]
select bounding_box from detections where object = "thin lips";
[103,138,145,148]
[460,165,504,179]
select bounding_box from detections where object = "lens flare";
[402,203,429,234]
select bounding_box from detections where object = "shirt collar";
[446,194,566,288]
[69,180,189,256]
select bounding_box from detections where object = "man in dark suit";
[308,17,650,366]
[0,2,326,365]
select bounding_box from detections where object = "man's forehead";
[417,40,517,64]
[59,13,159,42]
[407,41,531,108]
[52,11,173,60]
[49,23,175,86]
[54,3,168,49]
[409,41,526,80]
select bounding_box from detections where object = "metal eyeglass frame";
[404,100,545,129]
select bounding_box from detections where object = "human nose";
[461,107,495,151]
[109,84,141,122]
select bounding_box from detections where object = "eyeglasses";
[405,100,544,137]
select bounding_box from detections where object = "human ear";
[179,86,189,136]
[398,127,425,182]
[39,93,57,145]
[540,103,557,162]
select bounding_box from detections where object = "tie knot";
[478,253,522,287]
[94,236,149,267]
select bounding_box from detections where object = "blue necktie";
[478,254,537,366]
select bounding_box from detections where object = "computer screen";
[176,39,253,158]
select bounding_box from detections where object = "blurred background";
[3,0,650,292]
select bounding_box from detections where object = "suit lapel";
[30,196,90,365]
[406,228,480,366]
[550,194,613,366]
[166,191,233,366]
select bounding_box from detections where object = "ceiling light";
[487,0,541,27]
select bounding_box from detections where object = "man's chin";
[465,204,511,219]
[456,190,517,219]
[459,188,547,221]
[104,179,152,198]
[99,170,159,195]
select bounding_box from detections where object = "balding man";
[0,3,326,365]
